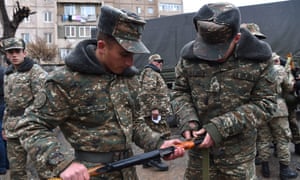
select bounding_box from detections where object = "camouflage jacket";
[3,57,47,138]
[272,64,295,117]
[16,39,164,178]
[139,64,172,118]
[172,28,277,165]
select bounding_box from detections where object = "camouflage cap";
[240,23,266,39]
[192,2,241,61]
[98,5,150,54]
[148,54,163,63]
[2,37,25,51]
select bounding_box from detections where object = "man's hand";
[182,122,198,139]
[60,162,90,180]
[193,129,214,148]
[2,130,7,141]
[160,139,185,160]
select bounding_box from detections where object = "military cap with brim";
[98,6,150,54]
[192,3,241,61]
[149,54,163,62]
[2,37,25,51]
[241,23,266,39]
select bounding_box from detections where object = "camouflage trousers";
[7,138,28,180]
[184,149,257,180]
[288,107,300,144]
[257,116,291,165]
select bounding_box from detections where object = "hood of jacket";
[64,39,139,77]
[181,27,272,62]
[144,63,161,73]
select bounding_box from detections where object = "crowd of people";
[0,2,300,180]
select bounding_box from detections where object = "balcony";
[57,0,101,3]
[60,14,97,24]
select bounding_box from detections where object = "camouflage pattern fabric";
[6,139,27,180]
[16,64,164,179]
[257,116,291,165]
[172,54,277,179]
[3,62,47,180]
[257,64,294,165]
[139,67,171,141]
[184,148,257,180]
[3,64,47,138]
[1,37,25,51]
[98,6,149,54]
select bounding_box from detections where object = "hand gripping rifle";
[48,135,205,180]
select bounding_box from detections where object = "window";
[44,11,52,22]
[136,7,141,14]
[65,26,76,38]
[21,33,30,43]
[79,26,96,38]
[59,48,72,60]
[147,7,154,14]
[159,3,182,12]
[44,33,52,44]
[64,4,76,15]
[80,6,96,17]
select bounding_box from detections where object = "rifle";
[48,135,205,180]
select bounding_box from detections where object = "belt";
[8,108,25,117]
[75,150,130,163]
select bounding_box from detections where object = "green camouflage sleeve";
[17,79,74,178]
[129,76,165,150]
[172,58,201,133]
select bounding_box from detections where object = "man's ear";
[97,40,105,49]
[233,33,241,43]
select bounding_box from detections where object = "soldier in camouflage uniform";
[256,52,298,179]
[16,6,184,180]
[285,64,300,155]
[172,3,277,179]
[1,37,48,180]
[240,23,267,167]
[139,54,172,171]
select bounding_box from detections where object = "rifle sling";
[202,148,210,180]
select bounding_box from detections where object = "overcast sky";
[183,0,288,12]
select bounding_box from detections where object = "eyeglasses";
[6,49,22,54]
[154,59,164,64]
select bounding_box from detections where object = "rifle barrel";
[48,135,205,180]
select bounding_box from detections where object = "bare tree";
[26,37,58,63]
[0,1,36,53]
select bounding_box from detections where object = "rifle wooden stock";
[48,135,205,180]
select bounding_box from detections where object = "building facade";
[1,0,183,63]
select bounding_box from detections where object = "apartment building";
[1,0,183,63]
